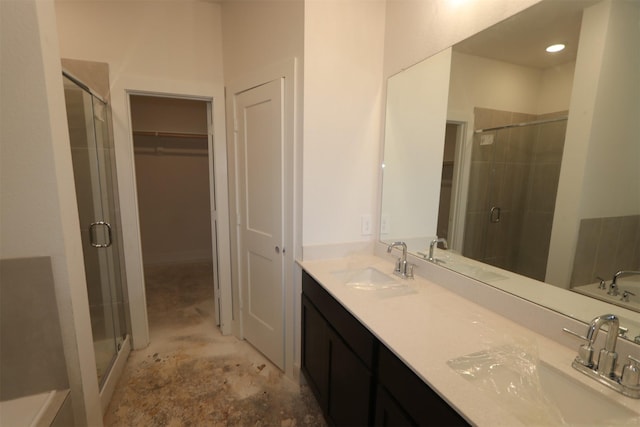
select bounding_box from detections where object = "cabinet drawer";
[377,345,469,426]
[302,271,376,369]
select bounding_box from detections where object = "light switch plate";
[381,215,390,234]
[361,214,372,235]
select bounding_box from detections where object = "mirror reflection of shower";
[453,108,568,282]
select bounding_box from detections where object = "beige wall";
[303,0,386,249]
[131,97,212,265]
[578,0,639,219]
[547,0,640,286]
[1,0,101,424]
[221,0,304,81]
[55,0,229,350]
[449,52,574,121]
[383,0,539,77]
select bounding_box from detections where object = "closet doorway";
[129,95,220,333]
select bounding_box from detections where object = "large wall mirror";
[380,0,639,341]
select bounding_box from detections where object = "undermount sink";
[448,346,640,425]
[537,362,638,425]
[331,267,417,298]
[332,267,401,290]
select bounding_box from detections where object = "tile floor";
[104,261,326,426]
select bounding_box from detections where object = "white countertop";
[299,254,640,426]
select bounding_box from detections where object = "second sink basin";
[448,346,639,425]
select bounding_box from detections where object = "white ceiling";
[454,0,598,69]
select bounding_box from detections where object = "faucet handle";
[407,263,415,279]
[621,290,636,302]
[621,355,640,388]
[596,276,607,289]
[618,326,629,339]
[563,327,588,341]
[563,327,595,367]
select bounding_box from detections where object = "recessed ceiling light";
[546,43,566,53]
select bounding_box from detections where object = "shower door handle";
[89,221,113,248]
[489,207,501,223]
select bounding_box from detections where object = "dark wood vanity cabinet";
[301,270,469,427]
[301,271,375,426]
[376,344,468,426]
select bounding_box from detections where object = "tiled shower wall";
[463,107,567,281]
[570,215,640,287]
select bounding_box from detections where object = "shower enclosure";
[462,114,568,282]
[62,73,129,390]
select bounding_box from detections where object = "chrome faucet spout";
[387,241,407,258]
[609,271,640,296]
[386,241,413,279]
[586,314,619,353]
[428,237,448,262]
[612,270,640,286]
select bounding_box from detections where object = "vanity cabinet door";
[374,385,415,426]
[301,271,376,426]
[301,295,330,409]
[302,271,375,368]
[327,328,373,426]
[377,345,469,426]
[302,296,374,425]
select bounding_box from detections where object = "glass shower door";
[63,75,127,386]
[463,117,567,281]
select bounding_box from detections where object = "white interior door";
[234,78,285,369]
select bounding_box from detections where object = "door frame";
[123,90,234,340]
[446,112,473,253]
[225,58,298,378]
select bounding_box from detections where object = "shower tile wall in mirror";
[380,0,639,340]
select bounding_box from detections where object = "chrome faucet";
[428,237,448,262]
[564,314,640,398]
[386,241,413,279]
[585,314,619,376]
[609,270,640,296]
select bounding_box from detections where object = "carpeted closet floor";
[104,261,326,427]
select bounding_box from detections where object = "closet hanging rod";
[134,146,208,157]
[132,130,208,139]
